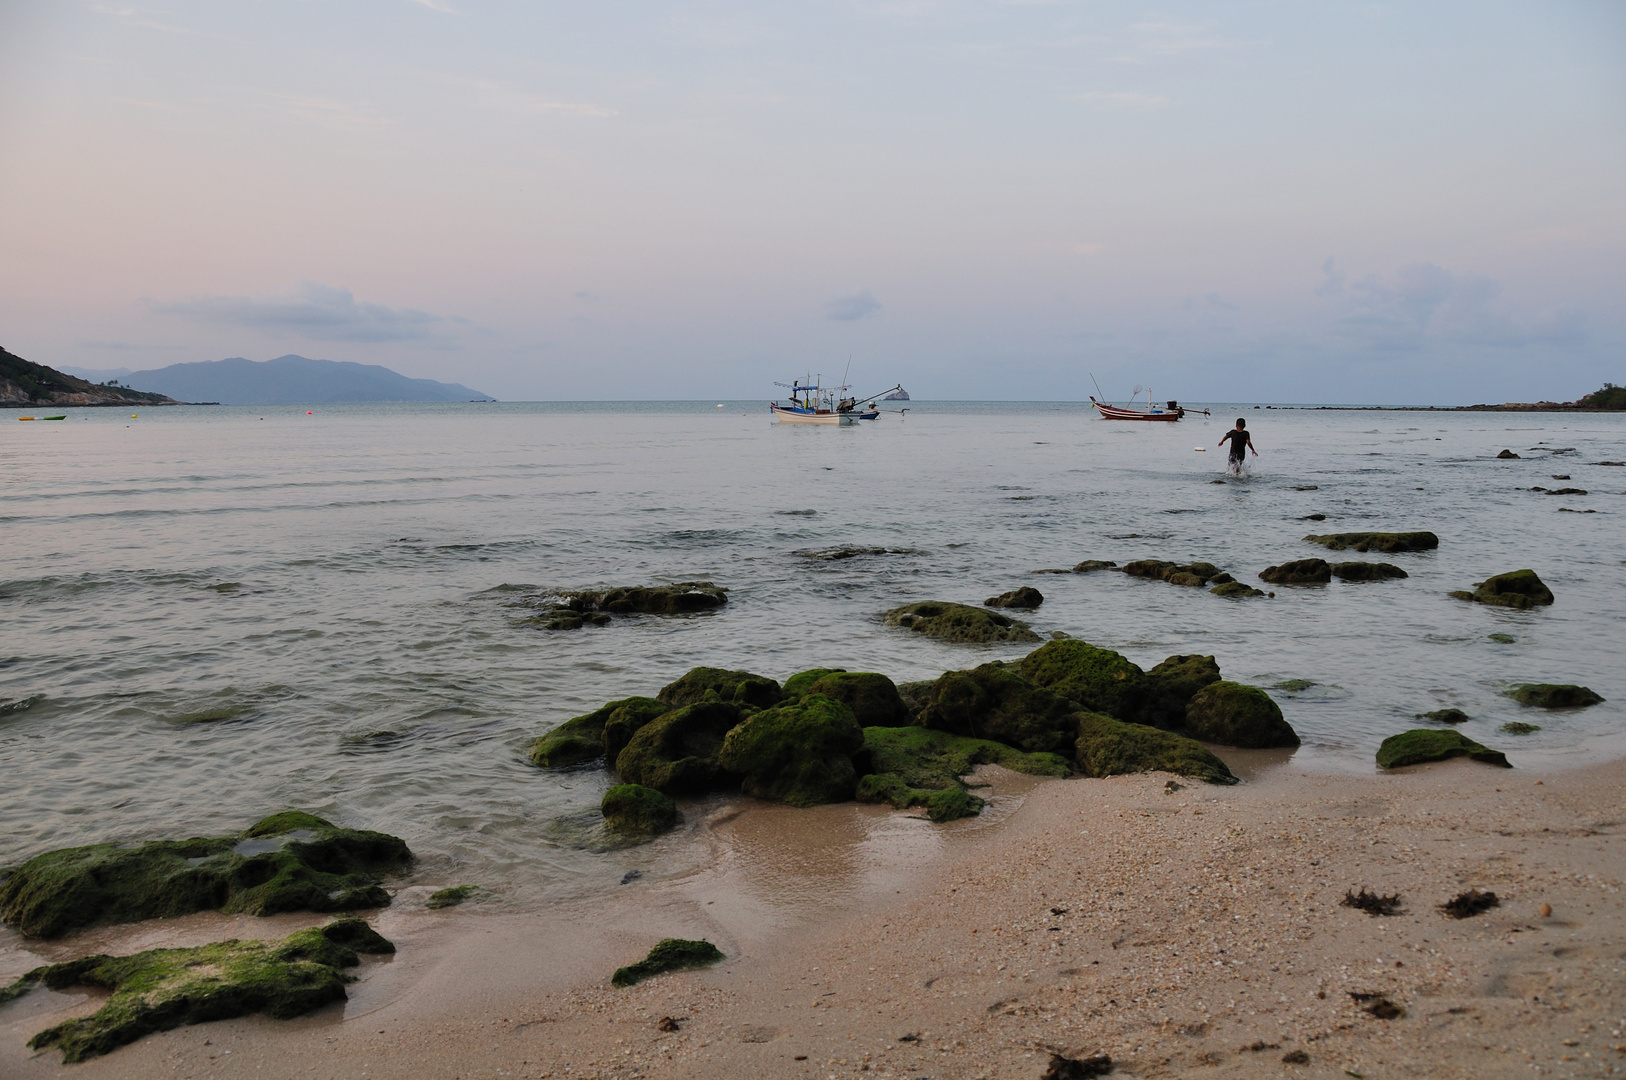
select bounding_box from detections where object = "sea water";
[2,401,1622,903]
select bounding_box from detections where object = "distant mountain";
[110,355,495,404]
[1,346,178,407]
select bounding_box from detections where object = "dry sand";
[5,753,1625,1080]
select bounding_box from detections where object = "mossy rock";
[1258,559,1331,585]
[862,726,1070,791]
[855,775,988,822]
[882,601,1041,644]
[614,702,743,795]
[543,583,728,620]
[1418,708,1469,724]
[529,696,666,768]
[1184,682,1300,749]
[1018,638,1147,722]
[426,884,481,909]
[0,813,411,940]
[611,938,724,988]
[1140,654,1223,729]
[600,698,676,764]
[717,695,865,807]
[1488,633,1516,644]
[916,662,1082,755]
[1376,729,1511,769]
[1506,683,1603,709]
[985,586,1044,609]
[1122,560,1225,586]
[656,667,781,710]
[1500,722,1541,735]
[780,668,846,701]
[1072,560,1117,573]
[1074,712,1236,785]
[895,679,935,715]
[1211,581,1267,598]
[601,784,680,836]
[4,918,393,1063]
[801,672,912,726]
[1304,531,1439,553]
[1458,569,1554,609]
[1331,561,1408,581]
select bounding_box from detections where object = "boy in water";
[1218,418,1258,475]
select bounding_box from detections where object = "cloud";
[1315,257,1345,297]
[823,289,882,321]
[1078,91,1175,110]
[405,0,457,11]
[1327,262,1587,351]
[265,95,392,131]
[153,282,450,344]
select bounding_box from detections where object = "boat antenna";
[1089,372,1105,401]
[842,354,852,392]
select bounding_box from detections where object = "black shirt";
[1221,430,1251,457]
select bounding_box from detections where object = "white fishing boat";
[769,374,901,425]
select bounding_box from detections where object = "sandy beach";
[6,751,1624,1080]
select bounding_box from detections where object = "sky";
[0,1,1622,403]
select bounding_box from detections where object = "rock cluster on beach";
[0,811,412,939]
[0,917,394,1063]
[529,643,1311,827]
[518,582,729,630]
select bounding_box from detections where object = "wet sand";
[5,756,1625,1079]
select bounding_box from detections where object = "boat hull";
[1090,397,1182,421]
[771,405,845,424]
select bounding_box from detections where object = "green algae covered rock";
[1018,638,1147,722]
[1331,561,1409,581]
[882,601,1042,644]
[529,696,668,769]
[3,918,394,1063]
[800,672,912,726]
[1211,581,1267,598]
[1453,569,1554,609]
[426,884,481,909]
[1140,654,1222,729]
[1501,722,1541,735]
[1418,708,1470,724]
[1074,712,1237,785]
[1184,681,1300,749]
[611,938,724,988]
[600,698,676,764]
[1122,560,1226,587]
[985,586,1044,609]
[656,667,781,710]
[0,813,412,940]
[614,702,743,795]
[857,724,1069,822]
[1506,683,1604,709]
[717,695,865,807]
[916,662,1082,755]
[1304,531,1439,553]
[855,775,988,822]
[896,679,935,716]
[780,668,846,701]
[1258,558,1331,585]
[601,784,681,836]
[1376,729,1511,769]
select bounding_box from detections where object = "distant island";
[59,355,495,405]
[1,347,178,407]
[1452,383,1625,411]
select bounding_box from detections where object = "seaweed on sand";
[611,938,723,988]
[1341,888,1403,916]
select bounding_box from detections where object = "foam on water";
[1,401,1622,903]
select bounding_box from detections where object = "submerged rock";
[657,667,782,710]
[1074,712,1237,785]
[1140,654,1223,729]
[601,784,681,836]
[614,702,742,795]
[1185,682,1300,748]
[1072,560,1117,573]
[611,938,724,988]
[1497,449,1520,459]
[717,695,865,807]
[985,586,1044,609]
[916,662,1083,756]
[1376,729,1511,769]
[529,696,669,769]
[1211,581,1268,598]
[1018,638,1146,723]
[1122,560,1226,587]
[0,812,412,940]
[426,884,481,909]
[1418,708,1470,724]
[2,918,393,1063]
[1451,569,1554,609]
[1259,558,1332,585]
[882,601,1041,644]
[797,671,912,726]
[1304,531,1439,553]
[523,582,727,628]
[1506,683,1604,709]
[1331,561,1408,581]
[1500,721,1541,735]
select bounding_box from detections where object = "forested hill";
[0,347,178,407]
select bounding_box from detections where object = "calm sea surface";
[2,401,1623,903]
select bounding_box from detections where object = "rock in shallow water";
[601,784,681,836]
[917,662,1082,756]
[1506,683,1603,709]
[1376,729,1510,769]
[1259,558,1331,585]
[882,601,1041,644]
[4,918,394,1063]
[0,812,411,940]
[657,667,781,709]
[857,726,1069,821]
[523,582,728,628]
[1450,568,1554,609]
[984,585,1044,609]
[529,696,671,769]
[614,702,743,795]
[798,671,913,726]
[611,938,724,988]
[717,695,865,807]
[1184,681,1301,748]
[1122,559,1225,587]
[1019,638,1147,723]
[1331,561,1408,581]
[1304,531,1439,553]
[1074,712,1236,785]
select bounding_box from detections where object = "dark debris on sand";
[1349,991,1405,1019]
[1439,889,1499,919]
[1040,1052,1114,1078]
[1342,888,1403,917]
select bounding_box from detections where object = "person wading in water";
[1218,418,1258,476]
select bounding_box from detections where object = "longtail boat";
[1089,388,1208,422]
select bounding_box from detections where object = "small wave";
[0,694,45,717]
